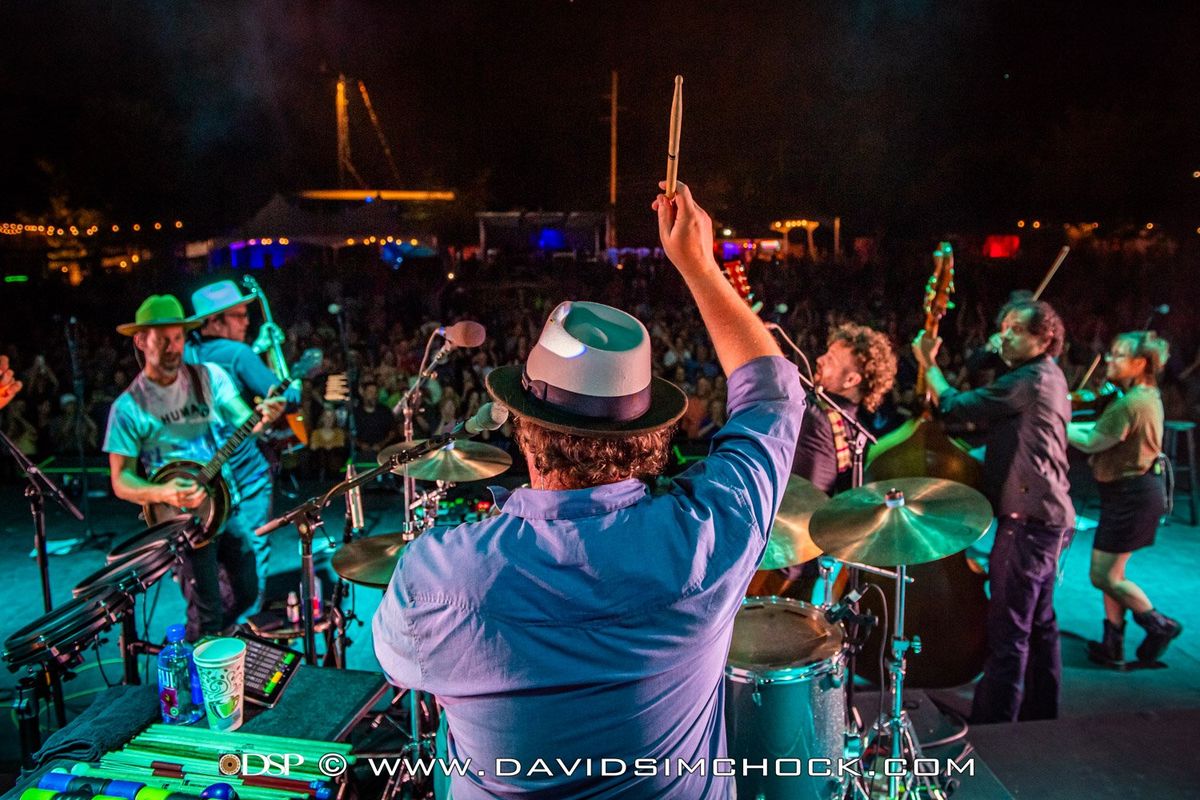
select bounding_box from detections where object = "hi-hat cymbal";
[759,475,829,570]
[809,477,992,568]
[332,532,410,589]
[378,439,512,483]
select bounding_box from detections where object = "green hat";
[117,294,202,336]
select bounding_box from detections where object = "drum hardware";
[3,584,136,767]
[811,482,991,799]
[0,428,86,615]
[257,433,467,663]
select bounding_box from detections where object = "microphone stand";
[765,323,879,738]
[64,318,99,550]
[257,432,474,765]
[0,430,84,613]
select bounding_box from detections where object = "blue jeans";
[971,517,1073,723]
[222,484,273,619]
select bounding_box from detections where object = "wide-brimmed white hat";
[485,301,686,436]
[189,280,254,321]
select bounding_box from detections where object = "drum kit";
[2,515,199,763]
[728,475,992,800]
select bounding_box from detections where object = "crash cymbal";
[758,475,829,570]
[332,532,410,589]
[378,439,512,483]
[808,477,992,568]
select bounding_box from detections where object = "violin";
[1068,352,1122,420]
[1070,384,1122,419]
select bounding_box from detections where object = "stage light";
[1017,220,1026,228]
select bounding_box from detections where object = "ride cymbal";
[808,477,992,567]
[759,475,830,570]
[378,439,512,483]
[332,533,410,589]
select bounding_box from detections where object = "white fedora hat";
[485,301,686,437]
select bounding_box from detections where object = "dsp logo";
[219,752,306,777]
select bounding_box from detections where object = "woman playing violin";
[1068,331,1183,667]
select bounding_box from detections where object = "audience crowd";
[4,244,1198,485]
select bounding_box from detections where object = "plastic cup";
[193,637,247,732]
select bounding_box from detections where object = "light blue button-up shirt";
[373,355,804,799]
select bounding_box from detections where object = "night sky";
[1,1,1197,240]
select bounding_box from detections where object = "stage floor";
[1,476,1196,797]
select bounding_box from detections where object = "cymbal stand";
[852,496,947,799]
[258,438,453,755]
[766,322,881,739]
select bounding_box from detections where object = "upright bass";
[858,242,990,689]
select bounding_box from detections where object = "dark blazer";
[938,354,1074,528]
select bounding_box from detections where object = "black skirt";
[1093,470,1165,554]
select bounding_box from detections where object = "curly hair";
[511,416,675,489]
[996,298,1066,358]
[1114,330,1170,380]
[828,323,897,412]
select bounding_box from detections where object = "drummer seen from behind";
[103,295,284,641]
[912,297,1074,725]
[372,181,805,799]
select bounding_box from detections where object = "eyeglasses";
[1104,352,1131,361]
[224,311,250,321]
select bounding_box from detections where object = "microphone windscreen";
[328,303,342,315]
[445,320,486,348]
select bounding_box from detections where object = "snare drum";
[724,596,847,800]
[107,515,197,564]
[3,585,133,671]
[74,538,180,599]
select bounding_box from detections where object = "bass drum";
[724,597,846,800]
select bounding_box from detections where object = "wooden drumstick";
[665,75,683,199]
[1032,245,1070,301]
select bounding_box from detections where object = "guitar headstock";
[722,260,763,314]
[293,348,324,380]
[923,241,956,326]
[241,274,263,295]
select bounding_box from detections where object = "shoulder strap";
[185,362,213,407]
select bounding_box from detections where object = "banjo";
[142,383,281,543]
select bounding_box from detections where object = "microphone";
[345,463,365,532]
[439,320,486,348]
[1143,304,1170,329]
[425,321,487,375]
[458,401,509,436]
[328,303,343,316]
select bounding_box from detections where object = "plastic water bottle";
[157,624,204,724]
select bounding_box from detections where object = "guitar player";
[104,294,284,641]
[185,279,302,617]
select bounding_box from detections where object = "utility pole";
[336,75,350,188]
[607,70,618,251]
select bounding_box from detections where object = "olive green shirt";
[1090,385,1163,483]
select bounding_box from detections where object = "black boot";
[1086,619,1126,669]
[1132,609,1183,662]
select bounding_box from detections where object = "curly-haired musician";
[1069,331,1183,666]
[373,182,804,799]
[793,322,897,495]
